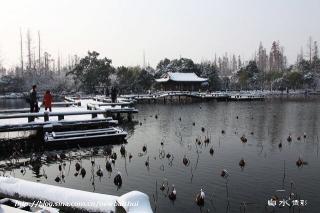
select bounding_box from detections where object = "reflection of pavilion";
[155,72,208,91]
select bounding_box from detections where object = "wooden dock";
[0,108,137,123]
[0,98,138,149]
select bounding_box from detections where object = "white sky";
[0,0,319,68]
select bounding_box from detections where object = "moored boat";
[44,127,127,147]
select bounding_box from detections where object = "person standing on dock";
[29,85,39,112]
[43,90,53,112]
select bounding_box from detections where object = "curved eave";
[155,78,208,83]
[155,78,169,82]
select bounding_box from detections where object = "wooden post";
[28,116,35,122]
[58,115,64,121]
[128,113,132,121]
[106,111,112,118]
[44,112,49,122]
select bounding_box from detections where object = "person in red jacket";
[43,90,53,112]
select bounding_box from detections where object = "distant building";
[155,72,208,91]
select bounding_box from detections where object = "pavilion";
[155,72,208,91]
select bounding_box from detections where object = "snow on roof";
[155,72,208,82]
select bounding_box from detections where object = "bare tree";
[38,31,41,72]
[297,47,304,63]
[238,55,242,69]
[20,28,24,75]
[26,29,32,71]
[32,47,37,71]
[313,41,319,61]
[256,42,268,73]
[231,54,237,72]
[44,52,49,73]
[57,53,61,74]
[51,58,56,72]
[307,36,313,62]
[0,48,3,75]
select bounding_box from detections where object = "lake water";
[1,97,320,213]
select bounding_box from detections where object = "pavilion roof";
[155,72,208,83]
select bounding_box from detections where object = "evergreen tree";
[67,51,115,93]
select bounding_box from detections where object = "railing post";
[58,115,64,121]
[92,113,97,119]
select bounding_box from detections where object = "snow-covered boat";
[0,197,59,212]
[0,176,153,213]
[44,127,127,146]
